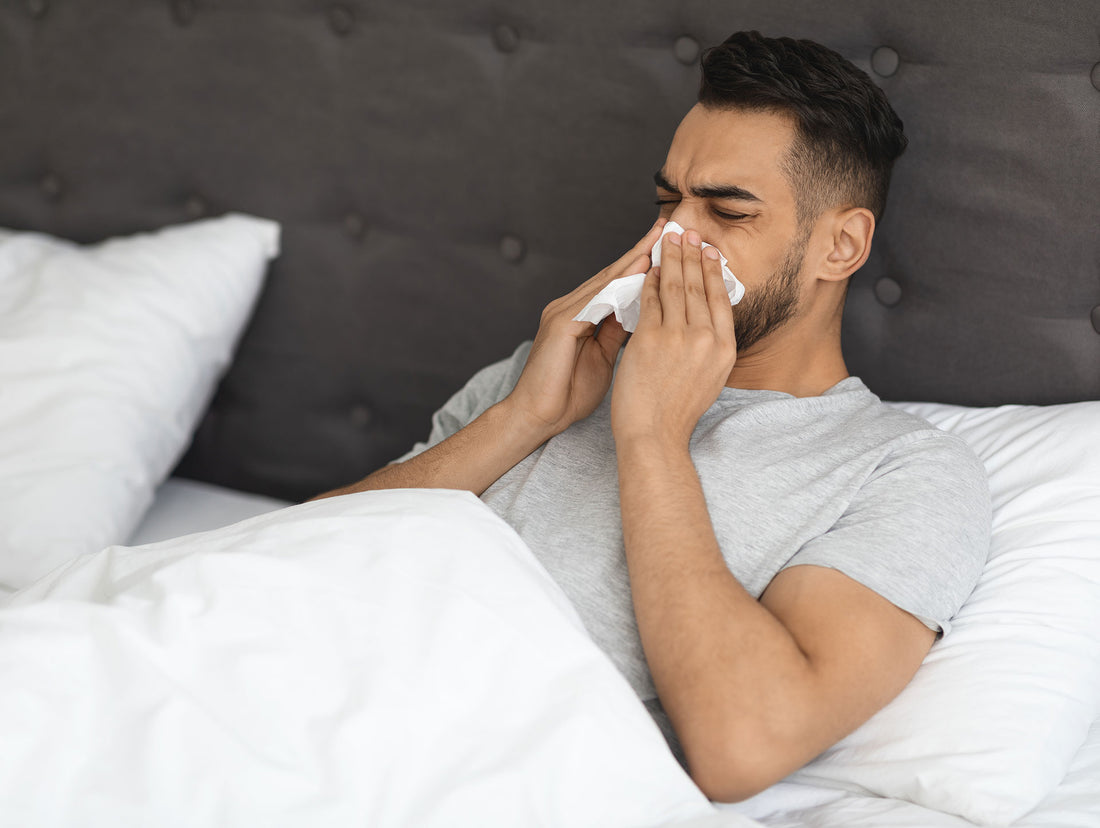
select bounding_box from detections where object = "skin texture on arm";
[611,230,936,801]
[310,219,667,501]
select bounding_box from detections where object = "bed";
[1,1,1097,826]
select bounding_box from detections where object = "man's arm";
[617,442,934,799]
[311,218,667,501]
[611,231,935,801]
[312,397,554,499]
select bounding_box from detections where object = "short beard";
[732,231,809,353]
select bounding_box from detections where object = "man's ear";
[820,207,875,282]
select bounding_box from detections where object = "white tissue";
[573,221,745,332]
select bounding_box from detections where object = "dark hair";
[699,31,907,224]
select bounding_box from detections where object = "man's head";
[698,30,907,228]
[655,31,906,356]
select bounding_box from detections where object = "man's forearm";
[616,437,818,799]
[313,400,554,500]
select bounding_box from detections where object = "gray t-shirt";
[398,341,990,710]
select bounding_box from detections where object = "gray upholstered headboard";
[2,1,1097,501]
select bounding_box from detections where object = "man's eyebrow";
[654,170,679,193]
[653,170,763,204]
[692,183,763,203]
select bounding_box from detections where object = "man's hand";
[505,218,667,440]
[312,218,666,501]
[611,227,937,802]
[611,229,737,447]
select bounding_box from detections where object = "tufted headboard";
[2,1,1097,501]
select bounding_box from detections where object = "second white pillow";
[786,401,1100,826]
[0,213,280,591]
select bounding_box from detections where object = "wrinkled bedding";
[4,480,1096,827]
[724,714,1100,827]
[0,489,752,828]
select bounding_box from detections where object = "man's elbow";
[689,757,774,804]
[683,726,804,803]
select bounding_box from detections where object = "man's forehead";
[659,104,796,198]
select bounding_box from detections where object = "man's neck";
[725,329,849,398]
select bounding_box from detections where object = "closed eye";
[712,208,751,221]
[654,198,752,223]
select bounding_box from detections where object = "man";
[316,31,990,801]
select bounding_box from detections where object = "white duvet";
[0,489,761,828]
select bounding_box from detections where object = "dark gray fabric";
[1,1,1097,500]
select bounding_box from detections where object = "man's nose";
[667,201,705,234]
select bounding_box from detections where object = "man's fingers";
[595,316,629,360]
[681,230,711,326]
[587,217,665,290]
[702,245,736,339]
[615,217,667,273]
[622,252,651,280]
[634,267,663,330]
[564,218,666,311]
[658,232,687,324]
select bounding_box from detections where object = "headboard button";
[184,194,207,219]
[39,172,63,200]
[170,0,196,27]
[1090,304,1100,335]
[499,234,526,263]
[871,46,900,78]
[1090,62,1100,92]
[349,404,372,428]
[343,212,367,239]
[328,4,354,36]
[674,36,700,66]
[874,276,902,307]
[25,0,48,19]
[492,23,520,54]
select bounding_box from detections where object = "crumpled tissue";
[573,221,745,332]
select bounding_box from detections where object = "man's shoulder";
[824,381,988,497]
[847,397,988,514]
[841,379,974,450]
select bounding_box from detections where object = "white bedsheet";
[723,718,1100,827]
[0,477,289,605]
[1,488,763,828]
[9,479,1096,826]
[127,477,293,546]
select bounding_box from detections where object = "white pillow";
[786,400,1100,827]
[0,214,279,591]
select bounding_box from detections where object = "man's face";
[655,104,809,352]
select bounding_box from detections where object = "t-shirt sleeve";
[781,430,991,636]
[389,340,534,465]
